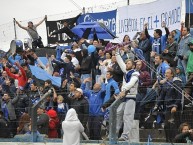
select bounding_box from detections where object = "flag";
[29,65,61,87]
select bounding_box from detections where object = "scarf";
[124,69,135,83]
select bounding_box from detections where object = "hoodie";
[176,65,186,87]
[47,109,59,138]
[62,108,84,145]
[80,49,92,74]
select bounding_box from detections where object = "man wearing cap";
[70,88,89,129]
[15,16,47,50]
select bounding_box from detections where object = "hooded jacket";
[80,49,92,74]
[47,109,59,138]
[62,108,84,145]
[176,65,186,86]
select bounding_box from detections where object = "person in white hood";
[62,108,84,145]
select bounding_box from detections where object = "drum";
[10,40,23,54]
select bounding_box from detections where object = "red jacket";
[5,66,27,88]
[47,109,59,138]
[48,117,59,138]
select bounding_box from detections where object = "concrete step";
[139,128,165,142]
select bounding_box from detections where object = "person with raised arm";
[15,16,47,50]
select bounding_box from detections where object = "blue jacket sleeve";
[112,81,120,95]
[8,55,15,65]
[80,83,90,98]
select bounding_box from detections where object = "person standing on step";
[15,16,47,51]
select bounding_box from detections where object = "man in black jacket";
[78,49,92,90]
[70,88,89,129]
[154,68,182,142]
[15,89,29,119]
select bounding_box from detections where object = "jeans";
[88,116,103,140]
[81,74,91,90]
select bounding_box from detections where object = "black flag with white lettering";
[46,14,81,44]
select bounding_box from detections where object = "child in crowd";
[57,95,69,138]
[47,109,59,138]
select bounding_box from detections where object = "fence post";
[109,98,122,145]
[31,90,52,142]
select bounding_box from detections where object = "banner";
[185,0,193,27]
[29,65,61,87]
[117,0,182,40]
[46,15,80,44]
[186,0,193,13]
[78,10,117,35]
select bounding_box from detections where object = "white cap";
[76,88,83,95]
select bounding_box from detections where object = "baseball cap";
[76,88,83,95]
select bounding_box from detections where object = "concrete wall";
[0,143,100,145]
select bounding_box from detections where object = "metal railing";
[109,98,123,144]
[31,90,52,142]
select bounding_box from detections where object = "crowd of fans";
[0,20,193,143]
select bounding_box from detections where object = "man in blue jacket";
[103,71,120,104]
[81,77,106,140]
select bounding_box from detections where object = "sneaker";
[118,137,127,141]
[185,103,193,108]
[102,136,109,140]
[140,126,145,129]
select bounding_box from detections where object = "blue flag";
[29,65,61,87]
[147,134,152,145]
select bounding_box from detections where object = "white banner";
[116,0,182,41]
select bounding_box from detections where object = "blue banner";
[78,10,117,35]
[29,65,61,87]
[186,0,193,13]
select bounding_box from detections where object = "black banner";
[46,15,80,44]
[185,13,193,27]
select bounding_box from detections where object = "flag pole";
[189,0,191,28]
[13,18,17,40]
